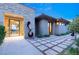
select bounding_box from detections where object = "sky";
[22,3,79,20]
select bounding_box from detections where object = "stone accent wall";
[0,3,35,39]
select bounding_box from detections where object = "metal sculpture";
[27,21,33,37]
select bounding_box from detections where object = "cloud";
[43,7,52,11]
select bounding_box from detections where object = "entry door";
[9,19,20,37]
[4,14,24,37]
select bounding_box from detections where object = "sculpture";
[27,21,33,37]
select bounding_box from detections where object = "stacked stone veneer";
[0,3,35,39]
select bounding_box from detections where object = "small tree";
[68,16,79,55]
[0,25,6,45]
[68,16,79,39]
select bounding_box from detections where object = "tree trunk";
[75,33,76,40]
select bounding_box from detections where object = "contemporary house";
[0,3,70,39]
[0,3,35,39]
[35,14,70,37]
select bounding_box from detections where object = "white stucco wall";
[0,21,3,25]
[58,24,68,34]
[55,24,68,34]
[52,23,56,35]
[0,3,35,39]
[39,19,49,36]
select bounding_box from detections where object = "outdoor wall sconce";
[27,21,33,37]
[56,22,59,25]
[56,22,64,25]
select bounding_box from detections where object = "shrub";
[37,35,50,38]
[76,39,79,47]
[68,38,79,55]
[56,32,70,36]
[69,47,79,55]
[43,35,50,37]
[37,33,50,38]
[37,35,43,38]
[0,25,6,45]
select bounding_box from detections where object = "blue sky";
[22,3,79,20]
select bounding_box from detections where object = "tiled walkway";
[27,34,75,55]
[0,34,75,55]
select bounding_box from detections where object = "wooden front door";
[4,13,24,37]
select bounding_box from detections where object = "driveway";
[0,34,74,55]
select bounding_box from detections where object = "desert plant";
[0,25,6,45]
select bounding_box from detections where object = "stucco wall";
[58,24,68,34]
[52,23,56,35]
[39,19,49,36]
[55,24,68,34]
[0,3,35,39]
[0,21,3,25]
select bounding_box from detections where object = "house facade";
[0,3,35,39]
[0,3,70,39]
[35,14,70,37]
